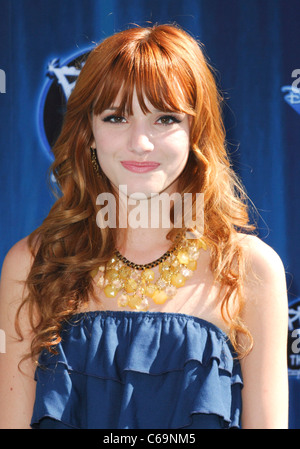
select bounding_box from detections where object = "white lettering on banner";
[291,329,300,355]
[289,305,300,331]
[288,299,300,375]
[291,69,300,89]
[0,69,6,93]
[281,68,300,115]
[290,354,300,367]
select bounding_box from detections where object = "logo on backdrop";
[0,69,6,93]
[288,297,300,376]
[37,47,92,161]
[281,69,300,115]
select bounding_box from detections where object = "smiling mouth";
[120,161,161,173]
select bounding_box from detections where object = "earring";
[90,147,101,177]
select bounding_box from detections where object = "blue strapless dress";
[30,311,243,429]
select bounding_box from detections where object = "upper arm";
[0,237,37,429]
[238,235,289,429]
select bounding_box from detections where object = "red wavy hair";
[17,24,255,362]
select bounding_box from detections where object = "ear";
[90,112,96,148]
[90,137,96,149]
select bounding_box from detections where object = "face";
[91,90,190,200]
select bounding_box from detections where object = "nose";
[128,121,154,154]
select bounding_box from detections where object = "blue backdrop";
[0,0,299,428]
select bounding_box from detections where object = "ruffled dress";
[30,311,243,429]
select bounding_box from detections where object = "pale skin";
[0,96,289,429]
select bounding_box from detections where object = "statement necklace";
[94,235,207,312]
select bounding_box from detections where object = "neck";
[116,192,180,264]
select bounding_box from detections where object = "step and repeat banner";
[0,0,299,428]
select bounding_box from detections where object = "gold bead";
[159,260,171,273]
[177,250,190,265]
[161,270,172,282]
[107,256,118,266]
[186,260,197,271]
[141,269,155,282]
[119,267,131,279]
[165,285,177,297]
[104,284,119,298]
[105,269,119,281]
[152,290,168,304]
[128,294,142,309]
[145,284,157,298]
[171,273,186,287]
[118,294,129,307]
[125,278,138,293]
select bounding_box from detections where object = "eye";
[102,115,127,124]
[156,115,182,125]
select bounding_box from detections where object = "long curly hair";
[17,24,255,362]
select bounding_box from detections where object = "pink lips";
[121,161,160,173]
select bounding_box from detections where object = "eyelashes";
[102,114,183,125]
[156,115,182,125]
[102,115,126,124]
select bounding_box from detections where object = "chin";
[118,183,162,200]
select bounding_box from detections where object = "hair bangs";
[92,37,196,118]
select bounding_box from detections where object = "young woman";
[0,24,288,429]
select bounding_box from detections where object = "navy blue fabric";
[30,311,243,429]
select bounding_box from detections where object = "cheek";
[93,132,119,170]
[93,132,110,154]
[96,151,115,177]
[92,120,117,151]
[166,133,190,162]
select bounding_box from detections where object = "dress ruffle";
[31,311,243,429]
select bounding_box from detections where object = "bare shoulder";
[1,236,33,282]
[236,234,289,428]
[0,237,38,429]
[236,233,286,285]
[236,233,288,335]
[0,236,35,334]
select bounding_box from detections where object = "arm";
[0,237,37,429]
[239,235,289,429]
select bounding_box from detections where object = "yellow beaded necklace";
[94,235,207,312]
